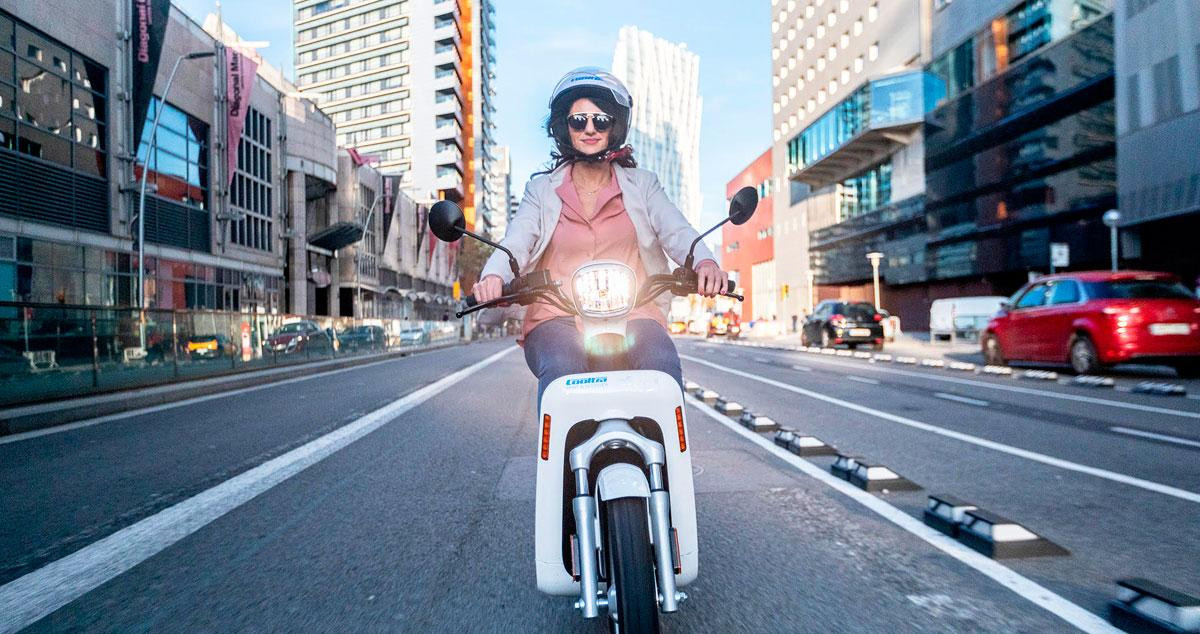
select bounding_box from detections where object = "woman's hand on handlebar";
[473,275,505,304]
[694,259,729,297]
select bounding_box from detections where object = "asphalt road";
[1,335,1196,632]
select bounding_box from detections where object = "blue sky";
[175,0,770,228]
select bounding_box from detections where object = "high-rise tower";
[612,26,702,227]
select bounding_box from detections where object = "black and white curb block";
[872,353,894,363]
[1022,369,1060,381]
[700,389,719,405]
[981,365,1014,376]
[787,433,838,457]
[1072,375,1115,388]
[920,358,946,368]
[896,356,918,365]
[830,453,863,480]
[1132,381,1188,397]
[923,494,978,538]
[949,361,977,372]
[955,509,1069,559]
[1108,577,1200,634]
[738,412,779,432]
[715,398,744,418]
[847,461,922,492]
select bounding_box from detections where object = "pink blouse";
[521,165,668,343]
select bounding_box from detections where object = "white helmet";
[549,67,632,119]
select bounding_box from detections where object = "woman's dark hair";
[533,86,636,177]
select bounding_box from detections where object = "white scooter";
[430,187,758,632]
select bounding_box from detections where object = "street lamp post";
[866,252,884,309]
[135,50,215,348]
[1102,209,1121,272]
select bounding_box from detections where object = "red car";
[982,271,1200,377]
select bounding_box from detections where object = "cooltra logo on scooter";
[566,377,608,386]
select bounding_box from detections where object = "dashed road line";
[933,392,991,407]
[686,395,1119,634]
[681,354,1200,504]
[1110,427,1200,449]
[0,347,516,633]
[847,375,881,385]
[695,344,1200,421]
[791,364,812,372]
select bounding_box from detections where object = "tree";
[457,238,495,291]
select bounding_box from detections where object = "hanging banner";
[131,0,171,148]
[225,47,258,186]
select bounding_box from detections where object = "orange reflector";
[541,414,552,460]
[675,406,686,452]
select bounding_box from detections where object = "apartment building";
[294,0,498,232]
[770,0,929,330]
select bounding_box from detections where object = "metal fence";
[0,301,464,408]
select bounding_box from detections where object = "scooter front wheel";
[604,497,661,633]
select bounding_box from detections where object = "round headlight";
[571,261,636,318]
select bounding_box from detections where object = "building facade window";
[838,161,892,220]
[1,14,108,178]
[136,97,208,208]
[1151,55,1182,122]
[296,4,408,41]
[230,107,274,252]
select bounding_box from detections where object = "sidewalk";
[744,331,983,364]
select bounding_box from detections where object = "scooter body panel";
[534,369,698,596]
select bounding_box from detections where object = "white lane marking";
[847,375,881,385]
[0,346,516,633]
[686,395,1118,634]
[681,355,1200,504]
[716,345,1200,421]
[1110,427,1200,449]
[754,357,769,363]
[0,345,465,446]
[791,365,812,372]
[934,392,991,407]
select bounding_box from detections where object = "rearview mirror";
[728,186,758,225]
[429,201,465,242]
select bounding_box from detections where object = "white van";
[929,296,1007,341]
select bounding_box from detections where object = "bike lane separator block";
[871,353,894,363]
[700,389,719,406]
[921,358,947,368]
[982,365,1014,376]
[923,493,978,538]
[1021,369,1060,381]
[742,414,779,433]
[1108,577,1200,634]
[949,361,978,372]
[1072,375,1116,388]
[821,348,838,356]
[835,349,854,357]
[896,356,918,365]
[788,434,838,457]
[773,428,796,448]
[715,398,744,418]
[830,452,863,480]
[956,509,1069,559]
[1132,382,1187,397]
[853,351,874,359]
[848,462,922,493]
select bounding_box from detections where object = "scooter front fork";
[571,464,682,618]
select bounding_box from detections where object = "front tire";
[605,497,660,634]
[820,329,831,348]
[1069,334,1102,374]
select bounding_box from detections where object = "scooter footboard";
[534,370,698,596]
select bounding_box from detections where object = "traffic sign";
[1050,243,1069,269]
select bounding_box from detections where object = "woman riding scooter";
[473,67,729,398]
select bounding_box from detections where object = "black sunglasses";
[566,112,614,132]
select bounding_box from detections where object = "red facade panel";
[722,149,774,322]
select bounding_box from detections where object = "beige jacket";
[480,163,717,311]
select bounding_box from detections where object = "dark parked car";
[339,325,387,352]
[982,271,1200,376]
[265,320,332,355]
[186,334,236,360]
[802,300,886,350]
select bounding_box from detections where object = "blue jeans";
[524,317,683,402]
